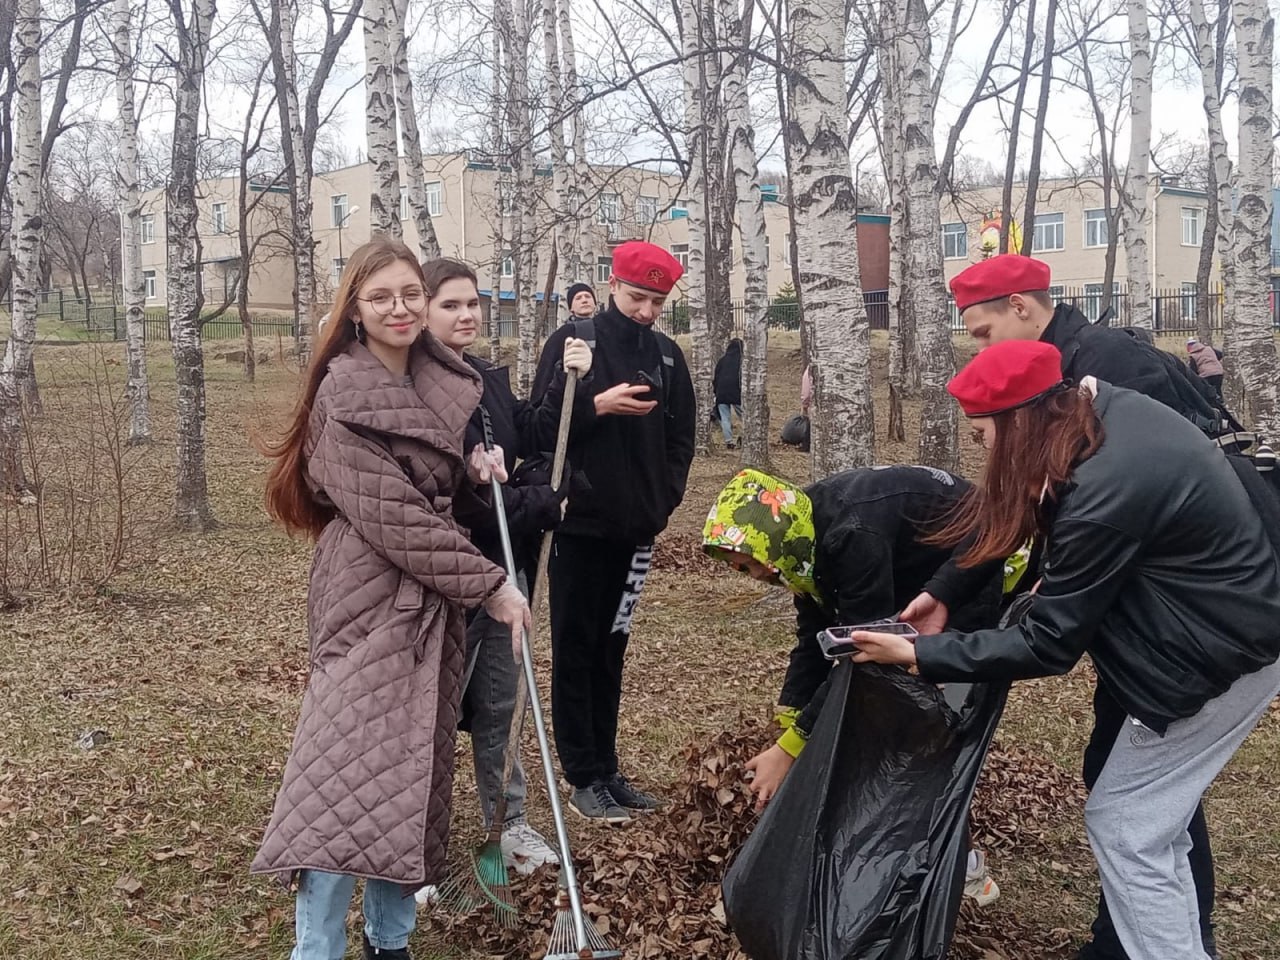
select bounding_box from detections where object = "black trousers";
[548,532,652,788]
[1083,681,1216,957]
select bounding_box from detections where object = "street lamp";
[336,204,360,270]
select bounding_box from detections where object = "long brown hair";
[929,387,1105,567]
[261,238,425,538]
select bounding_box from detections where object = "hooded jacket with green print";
[704,466,1003,756]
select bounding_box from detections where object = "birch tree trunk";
[788,0,875,475]
[364,0,401,237]
[1229,0,1280,438]
[279,0,315,366]
[1189,0,1232,351]
[543,0,573,311]
[113,0,151,444]
[682,0,713,455]
[488,8,505,363]
[167,0,217,531]
[390,0,441,260]
[0,0,41,499]
[880,2,910,442]
[898,0,956,470]
[1123,0,1154,330]
[721,0,769,466]
[1000,0,1037,250]
[560,0,593,286]
[506,0,539,395]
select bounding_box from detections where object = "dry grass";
[1,333,1277,959]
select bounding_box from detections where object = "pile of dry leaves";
[432,711,1090,959]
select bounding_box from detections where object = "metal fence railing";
[22,290,296,342]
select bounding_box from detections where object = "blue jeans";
[291,869,416,960]
[717,403,741,443]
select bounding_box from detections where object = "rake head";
[433,844,518,928]
[545,888,621,959]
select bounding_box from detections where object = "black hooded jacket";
[781,466,1002,739]
[917,384,1280,733]
[530,298,697,544]
[713,341,742,406]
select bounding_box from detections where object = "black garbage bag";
[780,414,811,452]
[722,661,1008,960]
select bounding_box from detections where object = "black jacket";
[917,384,1280,733]
[782,466,1002,738]
[530,299,697,544]
[455,356,564,573]
[713,342,742,406]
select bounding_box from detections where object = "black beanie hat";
[566,283,596,308]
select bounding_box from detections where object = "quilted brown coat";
[251,337,506,890]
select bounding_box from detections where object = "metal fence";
[25,290,296,342]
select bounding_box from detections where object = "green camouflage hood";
[702,469,819,598]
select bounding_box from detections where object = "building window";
[331,194,349,227]
[595,256,612,283]
[141,214,155,245]
[783,233,792,266]
[143,269,156,300]
[498,180,515,217]
[634,194,658,224]
[212,201,228,234]
[332,258,347,284]
[671,243,689,270]
[942,222,967,259]
[425,180,443,217]
[399,185,409,221]
[1083,282,1119,323]
[502,252,514,278]
[670,199,688,220]
[1084,209,1109,248]
[1181,282,1198,318]
[1047,284,1065,299]
[1031,213,1065,252]
[765,234,771,264]
[597,192,620,225]
[1182,207,1204,246]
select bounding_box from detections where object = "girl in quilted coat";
[253,238,530,960]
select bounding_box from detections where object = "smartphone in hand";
[818,620,918,661]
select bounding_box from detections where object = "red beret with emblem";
[948,340,1067,417]
[610,241,684,294]
[950,254,1052,311]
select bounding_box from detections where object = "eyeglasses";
[358,290,426,316]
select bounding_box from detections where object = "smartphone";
[631,369,659,398]
[818,620,918,661]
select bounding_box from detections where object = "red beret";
[950,255,1051,311]
[948,340,1066,417]
[611,241,684,294]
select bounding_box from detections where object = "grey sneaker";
[568,782,631,824]
[605,772,664,812]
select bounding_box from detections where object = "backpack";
[572,316,677,414]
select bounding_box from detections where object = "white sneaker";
[500,821,560,876]
[963,849,1000,907]
[413,884,439,907]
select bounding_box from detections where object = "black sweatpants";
[1083,680,1216,957]
[548,532,652,788]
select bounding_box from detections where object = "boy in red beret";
[529,241,697,822]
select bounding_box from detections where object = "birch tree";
[504,0,539,394]
[112,0,151,444]
[0,0,41,500]
[253,0,363,366]
[364,0,401,236]
[720,0,769,466]
[897,0,956,470]
[487,9,505,363]
[1229,0,1280,437]
[1186,0,1231,348]
[1000,0,1038,250]
[1123,0,1153,330]
[390,0,441,260]
[681,0,713,454]
[560,0,595,288]
[788,0,875,475]
[544,0,574,305]
[166,0,217,531]
[880,0,911,442]
[1019,0,1058,250]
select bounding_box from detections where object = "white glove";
[466,444,508,484]
[483,580,531,662]
[563,337,593,376]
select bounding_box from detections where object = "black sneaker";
[568,781,632,824]
[605,772,664,812]
[363,934,411,960]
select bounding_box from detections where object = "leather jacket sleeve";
[915,518,1142,682]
